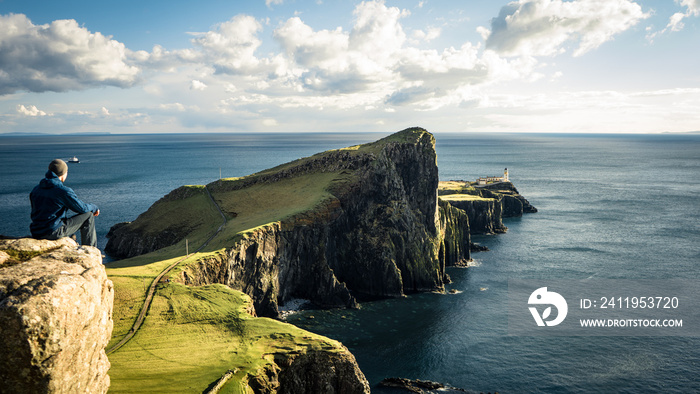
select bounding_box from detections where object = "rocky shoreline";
[380,377,499,394]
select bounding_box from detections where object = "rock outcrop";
[442,196,507,235]
[276,348,370,393]
[0,238,114,394]
[438,181,537,236]
[438,199,472,267]
[479,182,538,216]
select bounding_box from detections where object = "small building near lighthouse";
[477,168,509,186]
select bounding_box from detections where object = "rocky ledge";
[438,181,536,235]
[0,237,114,393]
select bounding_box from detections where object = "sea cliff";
[107,128,469,318]
[438,180,537,235]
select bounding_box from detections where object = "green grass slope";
[108,283,345,393]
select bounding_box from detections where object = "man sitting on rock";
[30,159,100,247]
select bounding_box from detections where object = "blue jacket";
[30,171,98,238]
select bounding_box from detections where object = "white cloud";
[483,0,649,57]
[550,71,563,81]
[680,0,700,15]
[266,0,284,9]
[17,104,47,116]
[190,80,207,91]
[5,0,689,134]
[264,0,522,110]
[0,14,140,94]
[274,17,349,71]
[667,12,687,32]
[2,2,539,121]
[475,87,700,133]
[271,1,411,94]
[159,103,186,112]
[651,0,700,39]
[412,27,441,42]
[192,14,263,74]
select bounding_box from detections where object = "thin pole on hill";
[106,186,228,356]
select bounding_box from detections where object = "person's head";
[49,159,68,182]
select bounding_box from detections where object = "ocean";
[1,132,699,393]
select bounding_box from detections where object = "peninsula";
[91,127,534,392]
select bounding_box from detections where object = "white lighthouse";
[504,168,509,182]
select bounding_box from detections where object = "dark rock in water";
[380,377,445,392]
[470,242,490,252]
[379,377,497,394]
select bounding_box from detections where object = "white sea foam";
[278,298,311,319]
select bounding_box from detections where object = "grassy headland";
[102,130,442,391]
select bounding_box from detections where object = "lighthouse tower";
[504,168,509,182]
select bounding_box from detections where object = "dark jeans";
[49,212,97,247]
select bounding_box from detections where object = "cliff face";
[479,182,538,216]
[274,348,370,393]
[177,129,452,317]
[245,347,370,393]
[438,181,537,236]
[443,196,507,235]
[437,199,471,267]
[0,238,114,394]
[179,222,359,318]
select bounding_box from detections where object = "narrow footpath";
[106,186,227,355]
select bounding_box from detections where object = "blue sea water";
[1,132,699,393]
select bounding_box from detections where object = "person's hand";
[94,209,100,217]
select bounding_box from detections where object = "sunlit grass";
[439,194,492,202]
[108,283,343,393]
[204,171,349,250]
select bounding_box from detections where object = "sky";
[0,0,698,134]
